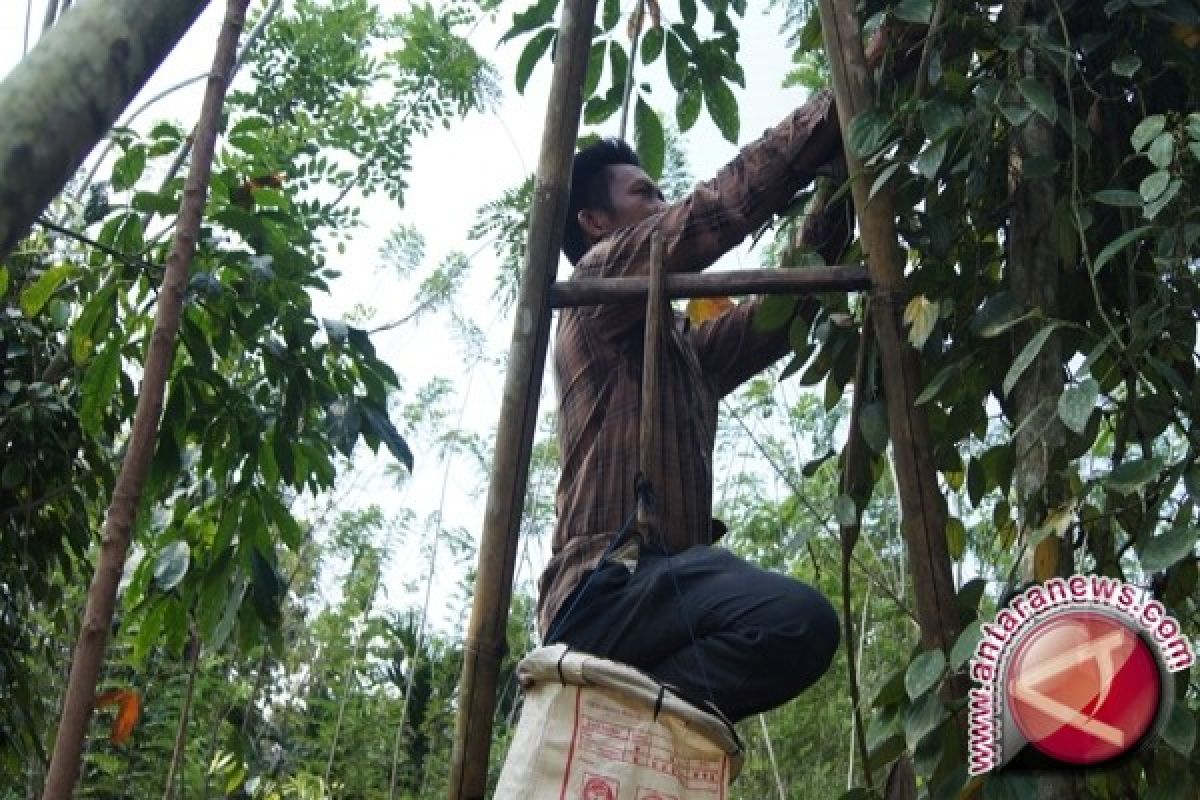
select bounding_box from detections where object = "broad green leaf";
[893,0,933,23]
[916,362,956,405]
[1131,114,1166,152]
[1144,178,1182,219]
[210,571,247,652]
[360,403,414,472]
[665,33,688,90]
[583,41,605,98]
[1093,225,1152,274]
[917,140,947,179]
[920,99,965,140]
[848,109,892,159]
[1104,456,1164,494]
[111,145,147,191]
[1161,702,1196,756]
[1148,133,1176,169]
[515,28,554,94]
[676,81,702,132]
[950,620,983,669]
[601,0,619,30]
[869,162,904,200]
[1112,54,1142,76]
[80,336,122,436]
[1140,526,1197,572]
[1,461,24,489]
[752,294,796,332]
[970,291,1025,337]
[983,772,1037,800]
[906,650,946,700]
[19,264,74,318]
[834,494,857,527]
[153,541,190,591]
[859,400,889,453]
[634,96,665,181]
[1140,169,1171,202]
[500,0,557,43]
[0,265,7,297]
[1017,77,1057,123]
[1002,322,1063,397]
[1094,189,1144,207]
[641,26,664,63]
[904,692,945,751]
[998,105,1032,127]
[680,0,697,26]
[1058,378,1098,434]
[946,517,966,560]
[703,78,739,143]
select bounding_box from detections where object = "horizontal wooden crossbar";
[548,265,870,308]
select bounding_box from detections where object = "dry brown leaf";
[95,688,141,746]
[686,296,735,326]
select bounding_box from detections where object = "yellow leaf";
[95,688,141,746]
[1172,23,1200,49]
[1033,535,1059,582]
[686,296,735,326]
[902,294,938,350]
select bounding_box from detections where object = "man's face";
[578,163,666,247]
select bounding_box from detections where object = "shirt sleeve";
[571,89,838,340]
[688,297,801,397]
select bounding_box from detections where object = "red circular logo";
[1004,611,1161,765]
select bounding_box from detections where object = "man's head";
[562,138,667,265]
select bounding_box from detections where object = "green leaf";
[1057,378,1098,434]
[0,265,8,297]
[1161,702,1196,756]
[515,28,555,94]
[601,0,619,30]
[946,516,966,560]
[680,0,697,26]
[998,104,1032,127]
[1,461,25,489]
[904,692,945,751]
[1103,456,1164,494]
[834,494,857,527]
[1140,526,1197,572]
[1184,465,1200,499]
[1140,169,1171,202]
[500,0,558,43]
[983,772,1037,800]
[360,403,414,472]
[80,336,122,436]
[970,291,1025,337]
[153,541,190,591]
[915,362,956,405]
[1002,322,1063,397]
[893,0,933,23]
[665,33,688,91]
[906,650,946,699]
[752,294,796,332]
[1144,178,1182,220]
[1112,54,1142,77]
[1131,115,1166,152]
[583,41,605,98]
[1094,189,1144,207]
[920,99,965,140]
[19,264,74,318]
[917,140,947,179]
[676,81,702,132]
[111,145,147,191]
[848,110,892,160]
[1147,133,1175,169]
[703,78,739,143]
[641,26,664,63]
[1093,225,1152,274]
[950,620,983,669]
[860,400,889,453]
[210,570,247,651]
[634,96,665,181]
[869,162,904,200]
[1017,78,1057,123]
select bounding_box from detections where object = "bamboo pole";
[447,1,599,796]
[0,0,211,260]
[814,0,961,653]
[549,264,869,307]
[39,1,248,796]
[636,233,666,537]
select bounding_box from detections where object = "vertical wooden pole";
[814,0,961,653]
[637,233,665,537]
[447,1,598,796]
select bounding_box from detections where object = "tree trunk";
[0,0,211,260]
[815,0,961,655]
[39,2,249,796]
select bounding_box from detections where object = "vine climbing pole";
[814,0,962,655]
[447,1,600,796]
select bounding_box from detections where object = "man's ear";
[577,208,610,243]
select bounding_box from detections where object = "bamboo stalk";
[814,0,961,654]
[550,265,869,307]
[0,0,211,260]
[637,233,666,537]
[447,1,599,796]
[39,3,249,796]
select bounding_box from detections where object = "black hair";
[562,138,641,265]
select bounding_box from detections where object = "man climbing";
[536,84,854,723]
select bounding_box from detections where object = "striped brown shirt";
[537,90,839,637]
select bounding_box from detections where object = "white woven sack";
[495,645,742,800]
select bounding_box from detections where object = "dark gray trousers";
[547,544,840,722]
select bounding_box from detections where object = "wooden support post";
[548,264,869,307]
[447,1,598,797]
[815,0,961,653]
[637,233,666,537]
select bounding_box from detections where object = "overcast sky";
[2,0,809,631]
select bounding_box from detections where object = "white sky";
[2,0,810,633]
